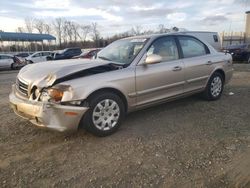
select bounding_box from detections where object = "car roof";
[32,51,51,54]
[64,47,81,50]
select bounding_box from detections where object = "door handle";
[172,66,182,71]
[206,61,213,65]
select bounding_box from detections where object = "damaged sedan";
[9,33,233,136]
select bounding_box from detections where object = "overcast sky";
[0,0,249,36]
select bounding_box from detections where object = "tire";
[10,63,18,70]
[203,72,224,101]
[10,63,14,70]
[28,60,33,64]
[80,92,125,137]
[46,56,53,61]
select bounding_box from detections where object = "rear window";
[179,36,208,58]
[42,52,50,56]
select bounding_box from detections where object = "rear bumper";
[9,85,88,132]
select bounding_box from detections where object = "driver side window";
[147,37,179,62]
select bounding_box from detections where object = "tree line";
[1,17,180,51]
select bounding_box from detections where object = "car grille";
[16,78,29,96]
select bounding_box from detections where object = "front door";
[135,36,185,107]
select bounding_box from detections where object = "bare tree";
[17,27,25,33]
[71,22,80,42]
[65,21,74,42]
[24,17,34,33]
[44,23,52,34]
[53,18,64,47]
[157,24,170,33]
[129,25,143,36]
[78,25,91,44]
[33,19,45,34]
[91,22,100,46]
[135,25,143,35]
[62,20,69,44]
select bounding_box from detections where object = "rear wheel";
[10,63,17,70]
[203,72,224,101]
[80,92,125,137]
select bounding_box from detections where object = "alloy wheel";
[92,99,120,131]
[210,76,222,97]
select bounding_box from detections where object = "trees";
[17,27,24,33]
[91,22,100,46]
[33,19,45,34]
[44,23,52,35]
[53,18,64,47]
[24,17,34,33]
[12,17,186,50]
[64,21,80,43]
[78,25,91,44]
[158,24,170,33]
[71,22,80,43]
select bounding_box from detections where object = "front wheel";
[27,60,33,64]
[203,72,224,101]
[80,92,125,137]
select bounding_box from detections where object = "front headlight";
[40,88,64,102]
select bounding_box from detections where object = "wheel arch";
[213,69,225,82]
[86,87,128,113]
[204,68,225,88]
[208,68,225,84]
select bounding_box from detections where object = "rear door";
[177,36,214,93]
[42,52,50,61]
[135,36,185,107]
[32,53,43,63]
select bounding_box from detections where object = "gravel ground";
[0,65,250,188]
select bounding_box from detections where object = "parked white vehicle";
[0,54,15,69]
[178,31,222,51]
[25,51,53,64]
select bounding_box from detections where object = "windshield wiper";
[98,56,112,61]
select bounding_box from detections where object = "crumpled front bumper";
[9,85,88,132]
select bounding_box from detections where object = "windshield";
[97,38,148,65]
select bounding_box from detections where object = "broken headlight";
[40,88,64,102]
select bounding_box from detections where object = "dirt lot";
[0,64,250,188]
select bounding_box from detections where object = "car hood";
[18,59,111,88]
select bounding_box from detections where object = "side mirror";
[145,54,162,64]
